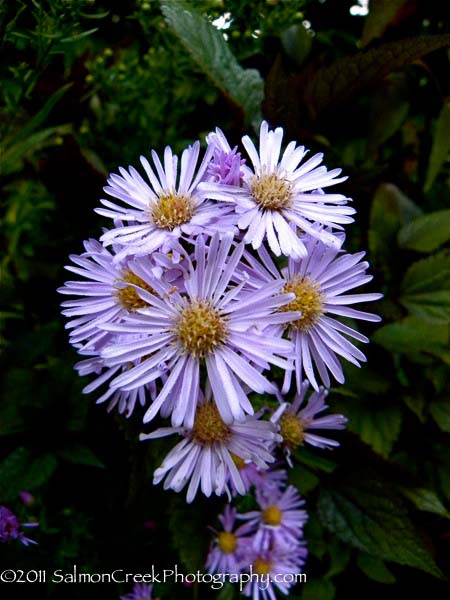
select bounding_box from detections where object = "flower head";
[121,583,153,600]
[200,121,355,259]
[207,505,254,575]
[205,127,245,186]
[0,505,38,546]
[141,393,280,503]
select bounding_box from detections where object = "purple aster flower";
[238,485,307,551]
[271,382,347,465]
[96,142,235,262]
[205,127,245,186]
[101,233,299,428]
[0,505,38,546]
[228,459,288,498]
[207,505,254,575]
[200,121,355,259]
[242,541,308,600]
[240,233,382,391]
[121,583,153,600]
[140,393,280,503]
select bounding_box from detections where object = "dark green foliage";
[1,1,449,599]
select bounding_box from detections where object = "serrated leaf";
[303,579,335,600]
[159,0,263,126]
[344,401,402,458]
[398,210,450,253]
[373,316,449,356]
[318,480,443,578]
[303,34,450,119]
[425,100,450,192]
[400,252,450,322]
[400,487,450,518]
[430,400,450,433]
[357,553,396,583]
[361,0,408,47]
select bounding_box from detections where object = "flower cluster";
[60,121,380,594]
[0,505,38,546]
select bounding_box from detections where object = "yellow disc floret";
[279,275,324,332]
[175,300,228,358]
[249,172,293,211]
[279,411,305,449]
[115,270,155,311]
[151,192,195,230]
[192,402,230,445]
[262,505,282,526]
[218,531,237,554]
[254,557,272,575]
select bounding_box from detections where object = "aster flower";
[96,142,235,261]
[0,505,38,546]
[58,239,184,349]
[200,121,355,259]
[101,233,299,428]
[121,583,153,600]
[228,458,287,498]
[238,485,307,551]
[140,394,280,503]
[240,234,382,391]
[272,382,347,465]
[205,127,245,186]
[207,505,254,575]
[242,541,308,600]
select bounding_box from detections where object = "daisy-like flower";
[0,505,38,546]
[228,458,287,497]
[101,233,299,428]
[200,121,355,259]
[271,382,347,465]
[207,505,254,575]
[121,583,154,600]
[96,142,235,262]
[240,234,382,391]
[205,127,245,186]
[238,486,307,551]
[242,541,308,600]
[58,239,184,349]
[140,394,280,503]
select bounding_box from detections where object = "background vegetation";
[1,0,449,598]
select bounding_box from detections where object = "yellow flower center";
[279,411,305,449]
[262,505,282,526]
[192,402,230,445]
[218,531,237,554]
[279,275,324,332]
[151,192,195,230]
[175,300,228,358]
[249,172,293,211]
[254,557,272,575]
[115,270,155,311]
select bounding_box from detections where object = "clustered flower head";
[59,121,381,595]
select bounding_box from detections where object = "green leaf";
[303,34,450,119]
[0,448,58,501]
[373,316,449,357]
[400,487,450,518]
[160,0,264,126]
[281,24,312,67]
[398,210,450,253]
[400,252,450,323]
[430,400,450,433]
[344,401,402,458]
[58,444,105,468]
[318,479,443,578]
[356,553,396,583]
[289,464,320,495]
[294,447,337,473]
[361,0,408,47]
[326,540,351,578]
[425,100,450,192]
[167,495,209,572]
[303,579,335,600]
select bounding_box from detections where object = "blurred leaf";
[356,553,396,583]
[281,24,312,67]
[397,210,450,253]
[425,100,450,192]
[289,464,320,495]
[167,495,208,572]
[303,34,450,119]
[326,540,351,578]
[400,252,450,323]
[373,316,449,357]
[58,444,105,468]
[216,585,236,600]
[303,579,335,600]
[318,479,443,577]
[294,447,337,473]
[160,0,264,126]
[430,400,450,433]
[400,486,450,518]
[0,448,57,501]
[344,401,402,458]
[361,0,408,47]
